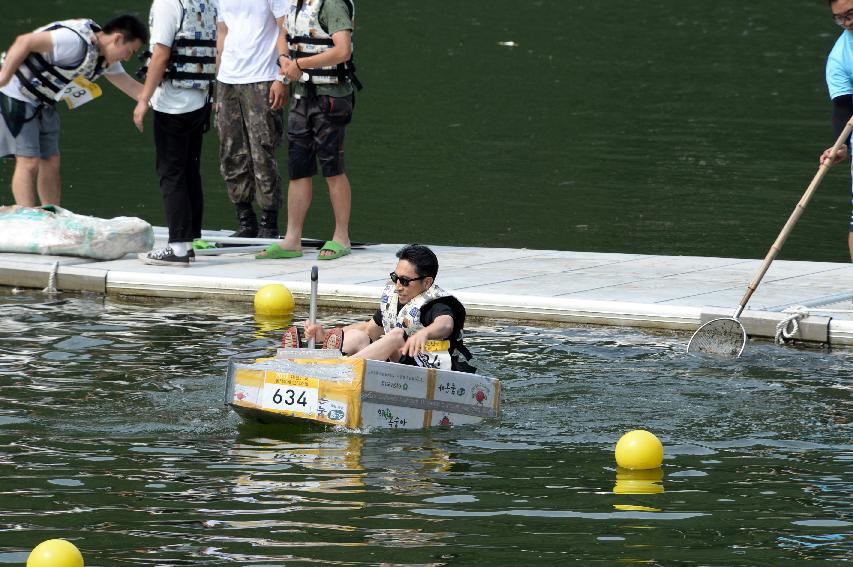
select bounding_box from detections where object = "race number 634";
[261,383,319,415]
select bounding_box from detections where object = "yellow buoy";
[614,429,664,470]
[253,284,294,316]
[27,539,84,567]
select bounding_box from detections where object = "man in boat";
[821,0,853,261]
[0,15,149,207]
[288,243,476,372]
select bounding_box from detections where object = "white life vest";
[284,0,357,86]
[12,19,105,106]
[138,0,217,90]
[379,282,468,370]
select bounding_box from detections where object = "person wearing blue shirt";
[822,0,853,261]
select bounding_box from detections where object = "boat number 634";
[272,388,308,407]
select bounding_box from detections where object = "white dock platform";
[2,231,853,347]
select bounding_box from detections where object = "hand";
[400,329,429,358]
[820,144,849,166]
[133,99,149,133]
[269,81,286,110]
[303,322,325,344]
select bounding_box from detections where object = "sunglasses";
[390,272,427,287]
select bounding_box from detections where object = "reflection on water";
[0,291,851,564]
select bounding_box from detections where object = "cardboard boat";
[225,348,501,430]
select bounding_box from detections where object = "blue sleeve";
[827,33,853,100]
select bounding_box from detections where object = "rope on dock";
[774,304,853,344]
[775,305,809,344]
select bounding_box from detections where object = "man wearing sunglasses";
[295,243,475,372]
[822,0,853,261]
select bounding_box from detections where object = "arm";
[215,21,227,75]
[400,315,454,358]
[0,31,54,88]
[276,15,288,75]
[282,29,351,82]
[132,43,171,132]
[267,15,287,111]
[821,94,853,165]
[105,71,143,101]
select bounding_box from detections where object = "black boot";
[231,203,258,238]
[257,209,279,239]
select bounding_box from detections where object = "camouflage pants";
[215,81,284,210]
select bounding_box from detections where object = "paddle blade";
[687,317,746,358]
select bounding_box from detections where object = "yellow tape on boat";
[236,356,365,428]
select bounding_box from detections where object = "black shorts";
[287,94,353,180]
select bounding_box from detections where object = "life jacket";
[379,282,474,371]
[138,0,217,90]
[284,0,362,90]
[10,19,106,106]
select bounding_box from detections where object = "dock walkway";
[2,230,853,347]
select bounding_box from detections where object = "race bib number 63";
[58,77,102,109]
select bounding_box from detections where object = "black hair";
[396,244,439,279]
[102,14,149,44]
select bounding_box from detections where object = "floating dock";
[2,229,853,347]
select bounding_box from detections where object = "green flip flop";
[317,240,352,260]
[256,243,303,260]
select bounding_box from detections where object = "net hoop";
[686,317,747,358]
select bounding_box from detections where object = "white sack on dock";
[0,205,153,260]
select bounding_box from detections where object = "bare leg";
[37,155,61,205]
[280,176,312,250]
[351,328,405,362]
[321,173,351,257]
[11,156,40,207]
[342,328,371,355]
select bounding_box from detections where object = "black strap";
[170,54,216,65]
[14,70,55,104]
[287,34,334,47]
[23,53,66,88]
[174,38,216,48]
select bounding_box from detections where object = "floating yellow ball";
[615,429,664,470]
[27,539,84,567]
[253,284,294,316]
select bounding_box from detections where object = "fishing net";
[686,317,747,357]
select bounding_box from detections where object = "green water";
[1,1,851,261]
[0,292,850,564]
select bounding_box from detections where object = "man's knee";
[386,327,406,347]
[15,156,40,175]
[39,155,60,171]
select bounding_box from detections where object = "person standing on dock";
[822,0,853,262]
[0,15,148,208]
[133,0,217,266]
[255,0,361,261]
[215,0,288,240]
[287,244,476,372]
